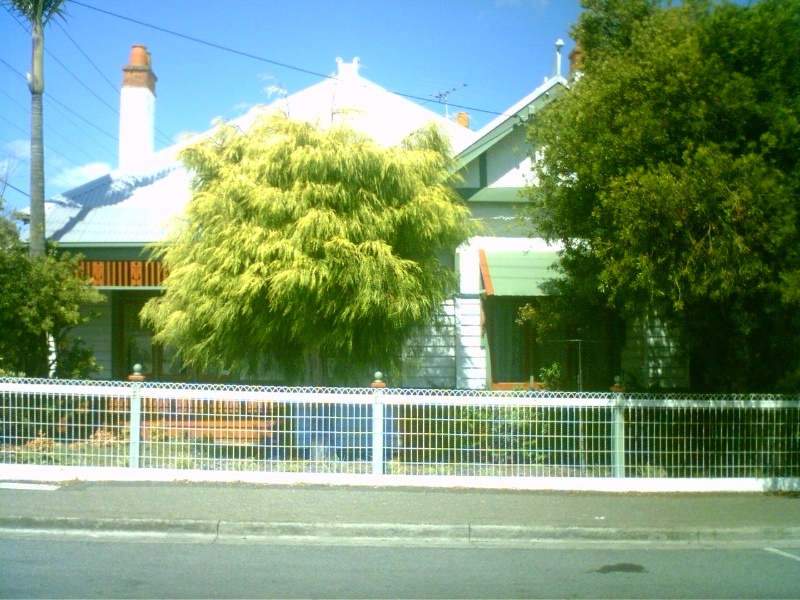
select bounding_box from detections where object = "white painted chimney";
[119,45,157,170]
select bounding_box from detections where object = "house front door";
[116,293,187,381]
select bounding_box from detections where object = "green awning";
[479,248,559,296]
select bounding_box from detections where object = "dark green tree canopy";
[0,202,103,377]
[525,0,800,391]
[143,113,477,385]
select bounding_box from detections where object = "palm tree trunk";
[28,20,46,259]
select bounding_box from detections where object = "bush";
[461,405,548,464]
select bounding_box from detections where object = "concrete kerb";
[0,516,218,540]
[2,465,799,492]
[2,517,799,546]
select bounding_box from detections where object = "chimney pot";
[456,112,470,129]
[122,44,157,95]
[129,45,150,67]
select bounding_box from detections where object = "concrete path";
[1,480,798,545]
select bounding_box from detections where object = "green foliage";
[537,362,562,390]
[461,406,547,465]
[144,113,477,385]
[525,0,800,391]
[0,203,103,377]
[572,0,660,65]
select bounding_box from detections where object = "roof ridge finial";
[336,57,361,80]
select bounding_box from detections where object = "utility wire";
[0,57,26,81]
[44,98,118,161]
[6,9,119,116]
[54,19,118,94]
[51,19,173,146]
[2,180,29,198]
[5,10,170,149]
[1,109,99,168]
[71,0,511,118]
[0,114,29,138]
[0,58,118,164]
[46,50,120,116]
[6,9,117,115]
[0,88,29,112]
[2,59,115,143]
[45,92,117,143]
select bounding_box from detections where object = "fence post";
[371,372,386,475]
[128,364,145,469]
[612,390,625,477]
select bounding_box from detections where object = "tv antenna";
[431,83,467,117]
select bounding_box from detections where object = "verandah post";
[128,364,144,468]
[371,372,386,475]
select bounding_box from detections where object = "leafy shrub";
[461,405,548,464]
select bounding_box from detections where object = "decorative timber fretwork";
[79,260,167,287]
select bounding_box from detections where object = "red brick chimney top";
[122,45,157,95]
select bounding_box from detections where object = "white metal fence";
[1,377,798,489]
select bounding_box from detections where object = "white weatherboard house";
[48,45,687,390]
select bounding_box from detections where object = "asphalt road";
[2,536,800,599]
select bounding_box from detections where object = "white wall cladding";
[620,314,689,390]
[401,300,457,388]
[69,293,113,379]
[399,297,487,390]
[455,296,486,389]
[484,126,533,188]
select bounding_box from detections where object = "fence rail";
[1,378,798,490]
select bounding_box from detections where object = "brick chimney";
[119,45,157,170]
[568,42,584,80]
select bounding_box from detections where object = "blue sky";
[1,0,582,213]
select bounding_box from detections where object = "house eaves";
[454,75,568,171]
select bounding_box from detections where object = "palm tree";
[4,0,69,258]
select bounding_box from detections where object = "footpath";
[1,479,799,546]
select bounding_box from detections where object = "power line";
[1,58,117,159]
[54,19,118,94]
[7,8,119,116]
[0,114,28,138]
[47,50,120,116]
[2,180,29,198]
[71,0,511,118]
[6,10,172,149]
[0,111,99,169]
[44,98,118,162]
[0,88,29,112]
[51,19,173,146]
[2,43,117,154]
[0,57,26,82]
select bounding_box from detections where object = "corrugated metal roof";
[44,60,479,247]
[45,163,192,245]
[479,248,559,296]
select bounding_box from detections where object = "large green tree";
[4,0,69,259]
[0,201,103,377]
[143,114,477,385]
[525,0,800,391]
